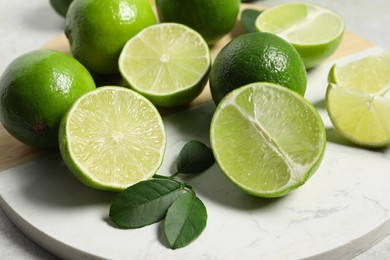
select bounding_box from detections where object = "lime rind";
[210,82,326,197]
[0,49,96,149]
[119,23,211,108]
[65,0,156,75]
[59,86,167,191]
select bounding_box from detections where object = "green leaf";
[176,140,215,174]
[164,192,207,249]
[241,9,263,33]
[109,179,184,228]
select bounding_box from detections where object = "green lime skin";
[209,32,307,104]
[0,49,96,149]
[155,0,240,45]
[49,0,73,17]
[294,36,344,69]
[65,0,156,75]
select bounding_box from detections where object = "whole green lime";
[155,0,240,45]
[65,0,156,75]
[49,0,73,17]
[0,49,96,149]
[210,32,307,104]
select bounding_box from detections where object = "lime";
[155,0,240,45]
[210,32,307,105]
[65,0,156,75]
[0,49,96,149]
[119,23,211,108]
[58,86,166,191]
[50,0,73,17]
[255,2,345,69]
[210,82,326,197]
[326,50,390,147]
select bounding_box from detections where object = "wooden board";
[0,3,374,172]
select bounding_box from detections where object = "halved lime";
[326,50,390,147]
[58,86,166,191]
[119,23,211,108]
[210,82,326,197]
[255,2,345,69]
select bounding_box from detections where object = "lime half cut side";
[59,86,166,191]
[119,23,211,108]
[255,2,344,69]
[210,82,326,198]
[326,51,390,147]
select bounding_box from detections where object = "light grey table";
[0,0,389,259]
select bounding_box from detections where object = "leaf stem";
[184,183,195,194]
[154,174,195,194]
[171,171,180,178]
[153,174,175,180]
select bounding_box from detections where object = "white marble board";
[0,47,390,259]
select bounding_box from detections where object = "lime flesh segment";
[119,23,211,108]
[255,2,344,69]
[326,51,390,147]
[329,53,390,94]
[210,83,326,197]
[59,86,166,191]
[259,4,342,44]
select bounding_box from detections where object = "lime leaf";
[241,9,262,33]
[164,192,207,249]
[50,0,73,17]
[176,140,215,174]
[109,179,185,228]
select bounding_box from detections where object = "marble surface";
[0,86,389,259]
[0,0,390,259]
